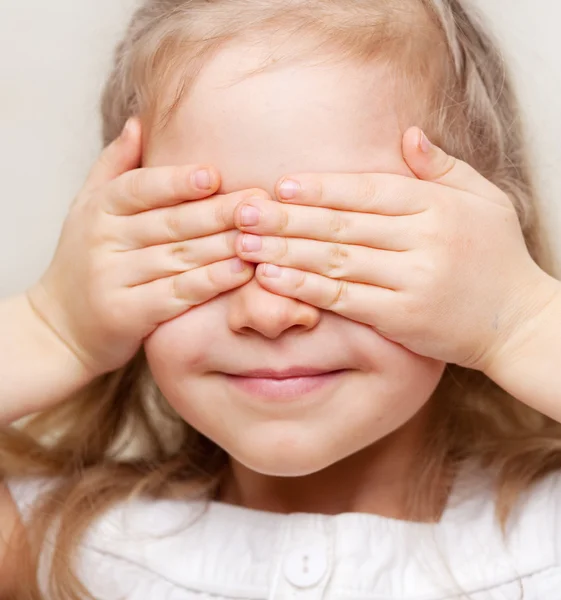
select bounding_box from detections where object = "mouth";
[223,368,349,401]
[236,367,344,378]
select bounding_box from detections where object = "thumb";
[402,126,500,199]
[85,117,143,190]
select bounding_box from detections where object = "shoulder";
[450,467,561,546]
[3,475,212,547]
[2,477,220,598]
[496,471,561,594]
[513,469,561,560]
[438,469,561,596]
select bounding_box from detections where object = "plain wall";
[1,0,560,296]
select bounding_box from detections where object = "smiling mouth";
[235,367,345,379]
[223,369,349,401]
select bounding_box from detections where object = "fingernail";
[242,234,262,252]
[194,169,213,190]
[419,131,433,154]
[262,264,283,278]
[231,258,246,273]
[241,205,260,227]
[278,179,300,200]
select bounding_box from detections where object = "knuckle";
[277,207,290,234]
[419,208,449,246]
[293,270,308,294]
[204,261,224,291]
[409,254,439,286]
[419,220,441,246]
[163,208,184,242]
[399,293,422,323]
[170,273,188,303]
[170,242,197,270]
[313,179,325,205]
[274,237,290,261]
[326,243,349,278]
[327,212,348,242]
[328,279,349,310]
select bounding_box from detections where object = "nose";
[228,278,321,339]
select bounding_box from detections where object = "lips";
[223,368,348,401]
[235,367,342,379]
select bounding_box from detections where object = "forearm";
[0,294,93,426]
[485,278,561,421]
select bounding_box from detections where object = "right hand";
[26,118,255,378]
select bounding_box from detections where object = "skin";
[143,39,446,518]
[1,22,560,590]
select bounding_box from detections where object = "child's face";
[143,39,446,477]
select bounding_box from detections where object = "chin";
[223,424,344,478]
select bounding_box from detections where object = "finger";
[85,118,143,191]
[234,196,413,251]
[255,264,395,328]
[120,189,269,250]
[103,164,221,216]
[133,258,255,325]
[402,126,504,201]
[122,231,238,286]
[274,172,430,216]
[236,235,404,290]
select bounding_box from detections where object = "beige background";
[1,0,560,296]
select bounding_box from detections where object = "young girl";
[2,0,561,598]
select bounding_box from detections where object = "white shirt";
[7,470,561,599]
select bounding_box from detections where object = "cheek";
[352,333,445,430]
[144,303,220,376]
[346,324,445,402]
[379,339,445,396]
[370,344,445,430]
[327,330,447,462]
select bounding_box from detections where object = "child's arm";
[0,294,93,425]
[484,280,561,422]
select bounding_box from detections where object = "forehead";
[143,39,412,195]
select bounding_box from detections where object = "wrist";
[22,292,97,388]
[0,294,96,425]
[484,273,561,384]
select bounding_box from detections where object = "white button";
[283,545,328,588]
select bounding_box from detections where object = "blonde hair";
[2,0,560,597]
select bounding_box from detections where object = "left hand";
[233,126,557,371]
